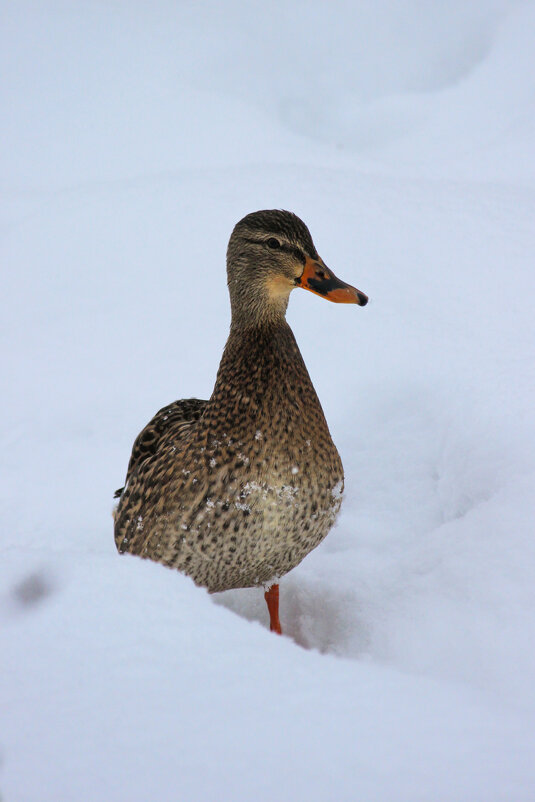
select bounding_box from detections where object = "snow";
[2,1,535,800]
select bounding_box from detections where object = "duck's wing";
[114,398,207,498]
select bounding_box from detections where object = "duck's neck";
[205,316,324,434]
[223,317,305,389]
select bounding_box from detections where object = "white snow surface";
[2,1,535,800]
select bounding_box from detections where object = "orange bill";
[295,257,368,305]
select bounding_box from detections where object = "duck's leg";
[264,583,282,635]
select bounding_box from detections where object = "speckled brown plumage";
[114,210,367,593]
[114,398,206,499]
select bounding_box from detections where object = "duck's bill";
[296,257,368,305]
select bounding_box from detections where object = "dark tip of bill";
[357,291,369,306]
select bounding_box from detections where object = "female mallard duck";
[114,210,368,633]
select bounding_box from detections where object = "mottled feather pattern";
[114,399,206,498]
[114,323,343,591]
[114,210,351,593]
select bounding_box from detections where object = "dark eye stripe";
[292,247,307,265]
[243,237,307,264]
[279,244,306,265]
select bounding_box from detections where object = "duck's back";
[114,321,343,592]
[114,398,207,499]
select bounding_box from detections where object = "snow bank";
[2,1,535,800]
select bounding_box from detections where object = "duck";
[113,210,368,634]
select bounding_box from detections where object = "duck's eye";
[266,238,281,249]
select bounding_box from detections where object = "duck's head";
[227,209,368,326]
